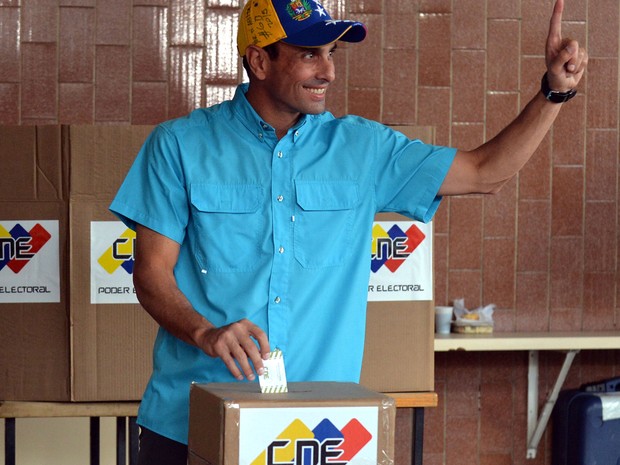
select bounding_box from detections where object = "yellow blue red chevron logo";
[0,222,51,273]
[97,228,136,275]
[370,223,425,273]
[250,417,372,464]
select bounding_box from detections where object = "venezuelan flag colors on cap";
[237,0,367,56]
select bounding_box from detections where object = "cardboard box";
[0,126,70,400]
[360,126,435,393]
[188,382,396,465]
[0,125,158,401]
[67,125,158,400]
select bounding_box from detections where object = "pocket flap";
[191,184,262,213]
[295,180,360,211]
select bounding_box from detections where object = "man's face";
[262,41,337,117]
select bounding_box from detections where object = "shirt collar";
[231,84,310,143]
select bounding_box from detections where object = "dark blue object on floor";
[552,389,620,465]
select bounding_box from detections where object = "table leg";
[5,418,15,465]
[90,417,100,465]
[117,417,127,465]
[412,407,424,465]
[129,417,139,465]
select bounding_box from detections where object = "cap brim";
[282,21,367,48]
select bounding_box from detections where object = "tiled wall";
[1,0,619,464]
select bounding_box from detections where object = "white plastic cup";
[435,306,453,334]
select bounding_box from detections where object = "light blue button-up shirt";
[109,84,456,444]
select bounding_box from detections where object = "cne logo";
[0,223,51,273]
[370,223,425,273]
[251,417,372,465]
[97,228,136,275]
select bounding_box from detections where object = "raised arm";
[133,224,270,381]
[439,0,588,196]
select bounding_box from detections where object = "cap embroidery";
[325,19,348,26]
[287,0,313,22]
[314,1,327,17]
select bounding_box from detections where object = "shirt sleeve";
[373,124,457,222]
[109,124,189,244]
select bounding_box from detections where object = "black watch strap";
[541,72,577,103]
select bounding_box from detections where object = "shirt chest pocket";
[294,180,360,268]
[190,184,265,272]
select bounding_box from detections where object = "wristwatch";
[541,72,577,103]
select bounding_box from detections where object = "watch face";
[546,89,577,103]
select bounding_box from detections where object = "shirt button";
[274,296,281,304]
[277,195,284,202]
[278,151,283,158]
[278,246,285,254]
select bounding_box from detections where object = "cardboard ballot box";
[360,126,436,393]
[0,125,158,401]
[188,382,396,465]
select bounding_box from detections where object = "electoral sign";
[368,220,432,302]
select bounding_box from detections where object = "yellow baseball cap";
[237,0,367,56]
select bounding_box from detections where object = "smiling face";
[245,41,337,135]
[265,41,337,115]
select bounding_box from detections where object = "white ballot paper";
[258,348,288,393]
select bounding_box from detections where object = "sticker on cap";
[287,0,313,21]
[259,348,288,393]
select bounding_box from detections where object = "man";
[110,0,587,463]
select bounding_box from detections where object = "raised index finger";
[547,0,564,46]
